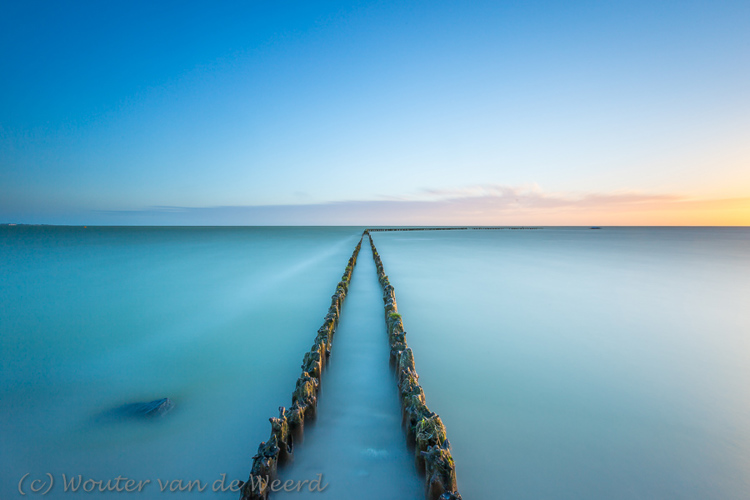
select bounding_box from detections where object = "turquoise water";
[373,227,750,500]
[2,226,749,499]
[1,227,363,498]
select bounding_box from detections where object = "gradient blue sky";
[2,0,749,224]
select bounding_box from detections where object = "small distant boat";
[590,227,601,229]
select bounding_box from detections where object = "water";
[2,226,749,499]
[0,226,363,498]
[372,227,750,500]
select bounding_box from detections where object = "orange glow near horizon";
[527,197,750,226]
[379,196,750,227]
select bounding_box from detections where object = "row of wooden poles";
[368,227,470,231]
[239,236,364,500]
[366,231,463,500]
[369,227,539,231]
[239,231,462,499]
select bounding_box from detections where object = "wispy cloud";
[94,185,750,226]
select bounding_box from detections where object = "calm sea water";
[1,226,749,499]
[373,227,750,500]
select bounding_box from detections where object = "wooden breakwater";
[239,236,364,500]
[368,227,540,231]
[368,227,469,232]
[365,230,463,500]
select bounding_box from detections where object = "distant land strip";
[366,230,463,500]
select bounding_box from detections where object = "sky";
[1,0,748,225]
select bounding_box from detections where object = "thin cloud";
[93,185,749,226]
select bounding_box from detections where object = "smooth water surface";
[1,226,363,498]
[373,227,750,500]
[2,226,749,499]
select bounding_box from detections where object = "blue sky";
[1,0,749,224]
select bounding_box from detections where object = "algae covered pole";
[240,236,364,500]
[365,230,463,500]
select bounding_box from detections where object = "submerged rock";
[116,397,174,418]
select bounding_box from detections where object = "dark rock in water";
[117,397,174,418]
